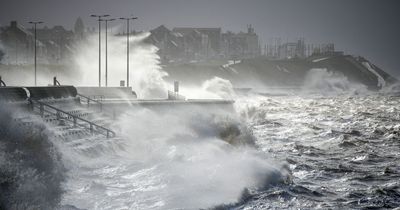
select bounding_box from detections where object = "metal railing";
[77,93,104,111]
[0,76,6,87]
[29,99,115,138]
[77,94,116,120]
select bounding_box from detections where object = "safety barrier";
[29,99,115,138]
[26,86,77,100]
[77,93,103,111]
[0,86,78,101]
[0,87,29,102]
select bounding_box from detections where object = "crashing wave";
[302,68,369,95]
[0,105,65,210]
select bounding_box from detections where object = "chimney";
[10,21,17,28]
[247,24,254,34]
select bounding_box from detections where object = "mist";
[72,31,168,98]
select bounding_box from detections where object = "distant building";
[277,39,305,59]
[0,21,40,64]
[173,27,222,58]
[0,21,76,65]
[265,38,335,59]
[74,17,85,40]
[172,28,210,60]
[311,43,335,55]
[146,25,260,62]
[146,25,184,62]
[221,25,260,59]
[31,25,74,63]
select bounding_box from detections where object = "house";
[0,21,75,65]
[173,27,221,58]
[31,25,74,63]
[221,25,260,59]
[146,25,184,62]
[146,25,261,63]
[0,21,43,64]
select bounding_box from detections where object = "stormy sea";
[1,80,400,210]
[235,92,400,209]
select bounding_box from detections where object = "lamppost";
[100,18,115,87]
[28,21,43,86]
[119,16,137,87]
[90,14,109,87]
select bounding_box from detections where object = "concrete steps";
[14,99,115,140]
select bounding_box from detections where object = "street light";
[119,16,137,87]
[90,14,109,87]
[28,21,43,86]
[100,18,115,87]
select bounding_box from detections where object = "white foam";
[301,68,369,95]
[60,106,283,209]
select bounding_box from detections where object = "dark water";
[234,94,400,209]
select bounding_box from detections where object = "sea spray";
[0,105,66,210]
[60,105,287,209]
[301,68,369,95]
[180,76,236,99]
[73,30,236,100]
[202,77,236,99]
[73,31,168,98]
[116,107,285,209]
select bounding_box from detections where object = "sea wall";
[163,55,398,90]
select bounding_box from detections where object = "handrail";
[29,99,115,138]
[90,95,105,101]
[77,93,103,111]
[0,76,6,87]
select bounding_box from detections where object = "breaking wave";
[302,68,369,95]
[0,105,65,210]
[202,77,236,99]
[58,105,288,209]
[180,77,236,99]
[1,102,287,210]
[73,32,168,99]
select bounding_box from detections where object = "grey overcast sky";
[1,0,399,77]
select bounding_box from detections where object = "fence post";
[0,76,6,87]
[28,100,34,112]
[89,123,93,134]
[39,104,44,117]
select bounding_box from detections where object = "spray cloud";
[72,30,168,98]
